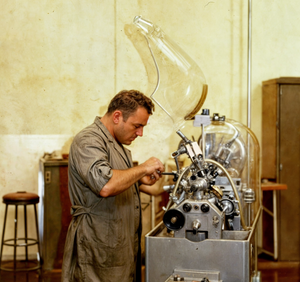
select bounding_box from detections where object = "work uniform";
[61,117,142,282]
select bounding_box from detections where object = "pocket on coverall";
[78,217,127,268]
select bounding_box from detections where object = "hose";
[205,158,251,231]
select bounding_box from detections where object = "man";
[61,90,164,282]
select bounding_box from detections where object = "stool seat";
[3,192,39,205]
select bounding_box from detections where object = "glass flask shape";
[128,16,208,130]
[201,118,247,178]
[226,118,261,226]
[199,115,261,226]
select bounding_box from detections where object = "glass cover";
[202,120,247,178]
[199,115,261,226]
[126,16,208,130]
[226,118,261,224]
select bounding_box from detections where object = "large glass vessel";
[127,16,207,130]
[199,113,261,227]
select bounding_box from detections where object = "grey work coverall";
[61,117,142,282]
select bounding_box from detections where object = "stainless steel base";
[145,222,259,282]
[165,269,222,281]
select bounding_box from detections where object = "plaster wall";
[0,0,300,258]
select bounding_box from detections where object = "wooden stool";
[0,191,41,271]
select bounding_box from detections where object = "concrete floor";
[0,259,299,282]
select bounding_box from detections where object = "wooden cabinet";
[262,77,300,261]
[38,158,72,270]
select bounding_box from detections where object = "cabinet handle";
[45,171,51,184]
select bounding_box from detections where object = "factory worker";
[61,89,164,282]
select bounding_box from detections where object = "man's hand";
[139,174,159,185]
[139,157,164,185]
[100,156,164,197]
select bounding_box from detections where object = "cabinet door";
[262,82,278,179]
[278,84,300,261]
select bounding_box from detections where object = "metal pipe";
[166,157,250,231]
[151,195,155,229]
[24,205,28,262]
[248,206,262,239]
[273,190,278,260]
[206,158,251,231]
[14,205,18,270]
[34,204,41,263]
[165,166,190,211]
[202,123,206,159]
[247,0,252,128]
[247,0,252,203]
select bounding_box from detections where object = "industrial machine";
[127,16,262,282]
[148,113,261,282]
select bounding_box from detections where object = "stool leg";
[24,204,28,265]
[0,204,8,268]
[33,204,41,266]
[14,205,18,270]
[273,190,278,260]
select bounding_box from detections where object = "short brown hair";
[107,90,155,121]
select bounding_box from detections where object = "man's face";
[114,107,150,145]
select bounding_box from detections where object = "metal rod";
[202,124,205,159]
[34,204,41,264]
[247,0,252,128]
[24,205,28,264]
[151,195,155,229]
[0,205,8,269]
[14,205,18,270]
[273,190,278,260]
[246,0,252,200]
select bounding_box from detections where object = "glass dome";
[127,16,208,130]
[198,113,261,226]
[200,114,247,178]
[226,117,261,225]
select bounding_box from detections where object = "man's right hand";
[100,157,164,197]
[140,157,164,181]
[138,157,164,186]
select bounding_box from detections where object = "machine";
[146,112,261,282]
[127,16,262,282]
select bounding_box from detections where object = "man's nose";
[136,127,143,136]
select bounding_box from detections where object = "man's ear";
[112,110,123,124]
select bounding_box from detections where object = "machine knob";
[220,199,235,215]
[192,219,201,234]
[163,209,185,231]
[201,203,210,213]
[183,203,192,212]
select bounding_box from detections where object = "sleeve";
[70,133,113,195]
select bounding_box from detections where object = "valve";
[192,219,201,234]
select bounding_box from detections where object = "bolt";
[212,215,219,226]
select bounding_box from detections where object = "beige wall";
[1,0,300,258]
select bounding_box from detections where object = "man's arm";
[139,178,164,196]
[100,157,164,197]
